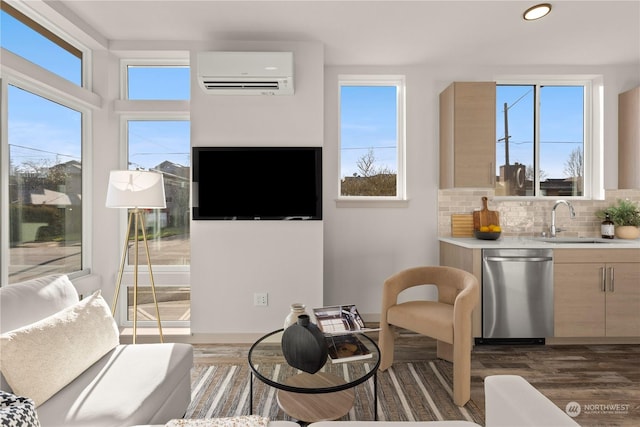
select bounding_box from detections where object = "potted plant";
[596,199,640,239]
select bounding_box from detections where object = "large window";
[339,76,405,200]
[2,2,88,284]
[7,86,84,283]
[495,81,590,197]
[127,120,191,267]
[119,63,190,324]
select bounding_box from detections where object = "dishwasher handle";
[485,256,553,262]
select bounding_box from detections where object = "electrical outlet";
[254,292,268,306]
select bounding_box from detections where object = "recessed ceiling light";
[523,3,552,21]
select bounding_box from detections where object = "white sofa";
[0,274,193,427]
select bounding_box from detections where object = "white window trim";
[337,74,408,207]
[114,57,192,328]
[0,69,94,283]
[4,0,94,90]
[494,74,604,200]
[114,114,191,328]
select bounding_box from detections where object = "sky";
[4,8,584,182]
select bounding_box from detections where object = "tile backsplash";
[438,189,640,238]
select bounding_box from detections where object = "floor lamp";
[106,170,166,344]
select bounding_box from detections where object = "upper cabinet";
[439,82,496,189]
[618,86,640,189]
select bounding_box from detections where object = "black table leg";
[249,371,254,415]
[374,371,378,421]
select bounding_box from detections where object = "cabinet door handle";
[609,267,614,292]
[601,267,606,292]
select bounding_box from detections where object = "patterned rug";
[185,360,484,424]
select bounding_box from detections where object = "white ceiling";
[56,0,640,67]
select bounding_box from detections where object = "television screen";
[192,146,322,220]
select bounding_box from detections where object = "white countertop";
[439,236,640,249]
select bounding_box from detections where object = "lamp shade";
[106,170,166,209]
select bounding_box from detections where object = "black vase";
[281,314,328,374]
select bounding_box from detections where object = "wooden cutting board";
[451,214,474,237]
[473,196,500,230]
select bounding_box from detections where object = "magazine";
[325,333,372,363]
[312,304,379,335]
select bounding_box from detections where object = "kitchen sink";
[529,237,617,244]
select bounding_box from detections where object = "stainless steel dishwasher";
[479,248,554,344]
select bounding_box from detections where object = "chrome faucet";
[550,200,576,237]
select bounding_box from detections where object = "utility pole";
[502,102,510,166]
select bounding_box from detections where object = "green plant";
[596,199,640,227]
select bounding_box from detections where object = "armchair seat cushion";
[387,301,454,343]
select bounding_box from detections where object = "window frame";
[114,57,191,328]
[1,68,93,284]
[494,75,604,200]
[337,74,408,207]
[1,1,94,284]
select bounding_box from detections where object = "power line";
[8,143,80,160]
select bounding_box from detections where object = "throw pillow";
[0,290,119,407]
[0,390,41,427]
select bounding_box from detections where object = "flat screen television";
[192,146,322,220]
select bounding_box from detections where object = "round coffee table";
[248,329,380,422]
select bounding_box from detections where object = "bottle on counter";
[601,213,615,239]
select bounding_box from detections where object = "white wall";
[189,41,325,338]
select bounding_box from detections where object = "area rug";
[185,360,484,424]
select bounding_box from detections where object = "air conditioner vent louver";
[202,81,281,90]
[197,51,294,95]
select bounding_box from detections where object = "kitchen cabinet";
[439,82,496,189]
[618,86,640,189]
[439,241,482,337]
[554,249,640,337]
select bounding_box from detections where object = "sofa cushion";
[36,343,193,427]
[484,375,580,426]
[0,290,119,407]
[0,390,41,427]
[0,274,79,333]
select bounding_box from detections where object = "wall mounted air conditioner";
[197,51,294,95]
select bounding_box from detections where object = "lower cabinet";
[554,249,640,337]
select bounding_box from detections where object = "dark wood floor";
[193,331,640,427]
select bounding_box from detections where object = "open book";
[313,304,380,335]
[325,333,372,363]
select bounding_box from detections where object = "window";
[126,120,191,268]
[2,2,89,284]
[1,1,83,85]
[495,80,592,198]
[6,86,85,283]
[339,76,405,200]
[118,62,190,324]
[125,64,190,100]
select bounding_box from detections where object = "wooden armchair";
[378,266,479,406]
